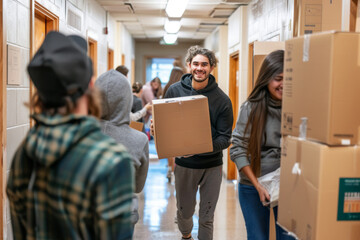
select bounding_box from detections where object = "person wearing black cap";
[6,31,135,240]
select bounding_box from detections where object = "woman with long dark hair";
[230,50,292,239]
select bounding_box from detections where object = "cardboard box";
[281,31,360,145]
[129,121,144,132]
[299,0,344,35]
[278,136,360,240]
[152,95,213,159]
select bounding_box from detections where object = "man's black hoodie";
[164,73,233,169]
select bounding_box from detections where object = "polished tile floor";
[133,157,247,240]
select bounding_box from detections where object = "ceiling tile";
[100,0,247,41]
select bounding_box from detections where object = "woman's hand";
[144,102,152,111]
[255,182,270,205]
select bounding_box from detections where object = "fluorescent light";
[165,0,189,18]
[164,19,181,34]
[163,33,178,44]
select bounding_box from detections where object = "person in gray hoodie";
[95,69,149,225]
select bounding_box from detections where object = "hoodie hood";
[95,70,132,126]
[180,73,218,93]
[25,114,100,167]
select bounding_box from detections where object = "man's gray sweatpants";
[174,165,222,240]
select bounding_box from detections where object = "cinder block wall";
[3,0,132,238]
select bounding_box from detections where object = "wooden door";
[227,52,239,180]
[350,0,358,31]
[31,2,59,124]
[131,59,135,84]
[211,65,218,83]
[35,13,46,52]
[107,48,114,70]
[121,54,125,65]
[88,38,98,78]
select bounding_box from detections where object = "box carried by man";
[152,95,213,159]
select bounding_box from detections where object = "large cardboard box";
[281,31,360,145]
[299,0,345,35]
[278,136,360,240]
[152,95,213,159]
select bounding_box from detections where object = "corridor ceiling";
[97,0,252,43]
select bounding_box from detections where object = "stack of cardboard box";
[278,31,360,239]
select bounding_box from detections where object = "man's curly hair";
[185,45,218,67]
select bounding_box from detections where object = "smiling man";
[162,46,233,240]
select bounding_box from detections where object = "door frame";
[30,1,59,125]
[88,38,98,78]
[247,42,255,96]
[107,48,114,70]
[227,51,239,180]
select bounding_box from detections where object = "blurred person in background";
[132,81,152,125]
[115,66,152,124]
[141,77,162,123]
[116,65,129,77]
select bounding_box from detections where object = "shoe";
[166,166,172,183]
[181,236,193,240]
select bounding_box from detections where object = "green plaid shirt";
[7,114,134,240]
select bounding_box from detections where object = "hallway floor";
[133,141,247,240]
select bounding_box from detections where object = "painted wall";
[5,0,32,237]
[4,0,124,238]
[114,22,135,81]
[228,0,292,110]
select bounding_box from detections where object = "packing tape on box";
[303,34,310,62]
[276,222,299,239]
[292,138,303,176]
[292,163,302,175]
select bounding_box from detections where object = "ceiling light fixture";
[164,19,181,34]
[165,0,189,18]
[163,33,178,45]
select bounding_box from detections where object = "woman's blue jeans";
[239,183,294,240]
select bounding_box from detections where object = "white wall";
[114,22,135,81]
[5,0,32,238]
[228,0,292,110]
[4,0,122,238]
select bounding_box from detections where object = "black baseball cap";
[27,31,93,108]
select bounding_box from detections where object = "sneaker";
[166,167,172,183]
[181,236,194,240]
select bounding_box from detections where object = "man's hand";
[150,119,155,136]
